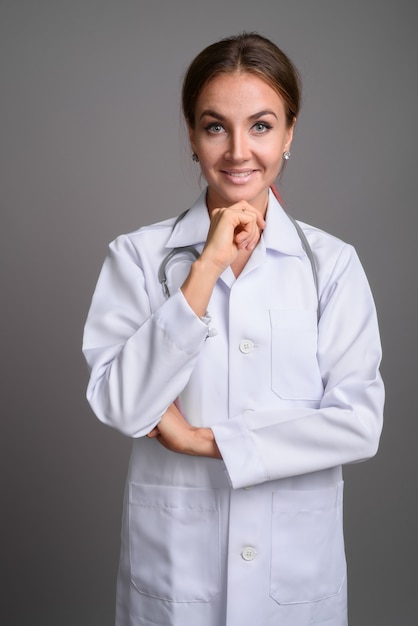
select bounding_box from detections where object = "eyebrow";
[199,109,278,121]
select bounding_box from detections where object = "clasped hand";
[147,403,221,459]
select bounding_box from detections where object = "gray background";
[2,1,417,624]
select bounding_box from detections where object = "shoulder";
[297,220,356,264]
[297,220,348,252]
[108,191,208,260]
[118,215,177,245]
[108,191,209,263]
[107,215,179,264]
[296,220,364,292]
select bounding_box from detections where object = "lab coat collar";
[165,190,210,249]
[165,188,306,258]
[263,189,306,257]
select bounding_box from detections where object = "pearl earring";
[282,150,291,161]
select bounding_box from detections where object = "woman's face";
[189,72,295,215]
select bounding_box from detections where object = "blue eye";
[253,122,272,133]
[205,123,225,134]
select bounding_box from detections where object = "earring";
[192,153,199,163]
[282,150,291,161]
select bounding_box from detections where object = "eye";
[252,121,272,133]
[205,122,225,134]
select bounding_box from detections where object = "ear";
[188,124,197,154]
[284,117,296,152]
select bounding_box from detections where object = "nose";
[226,130,251,162]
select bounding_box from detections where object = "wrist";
[192,427,222,459]
[181,259,219,318]
[192,256,223,284]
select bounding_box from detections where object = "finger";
[233,214,260,248]
[232,200,265,217]
[241,208,266,231]
[203,205,263,266]
[230,207,266,242]
[146,427,159,438]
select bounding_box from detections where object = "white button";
[241,546,257,561]
[239,340,254,354]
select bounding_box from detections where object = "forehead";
[196,72,285,115]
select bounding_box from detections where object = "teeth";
[227,171,252,177]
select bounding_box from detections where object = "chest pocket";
[270,308,323,401]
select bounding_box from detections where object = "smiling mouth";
[222,169,256,178]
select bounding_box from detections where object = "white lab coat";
[83,189,384,626]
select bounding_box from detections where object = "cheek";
[196,142,222,166]
[263,147,283,168]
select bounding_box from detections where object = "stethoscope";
[158,207,319,316]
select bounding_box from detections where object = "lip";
[220,169,257,184]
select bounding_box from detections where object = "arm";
[181,202,266,316]
[146,402,222,458]
[211,244,384,487]
[82,234,210,437]
[82,202,265,438]
[152,244,384,488]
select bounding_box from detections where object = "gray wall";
[2,1,417,624]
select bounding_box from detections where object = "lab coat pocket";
[129,483,220,603]
[270,308,323,400]
[270,482,346,605]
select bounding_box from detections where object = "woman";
[83,33,384,626]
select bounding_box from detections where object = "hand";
[201,201,266,274]
[181,200,266,317]
[147,403,222,459]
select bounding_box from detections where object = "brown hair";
[182,32,301,129]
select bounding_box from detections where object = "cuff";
[211,415,266,490]
[154,288,210,354]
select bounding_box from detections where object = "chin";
[215,187,267,208]
[230,189,268,208]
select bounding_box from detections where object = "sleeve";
[82,234,209,437]
[211,244,385,489]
